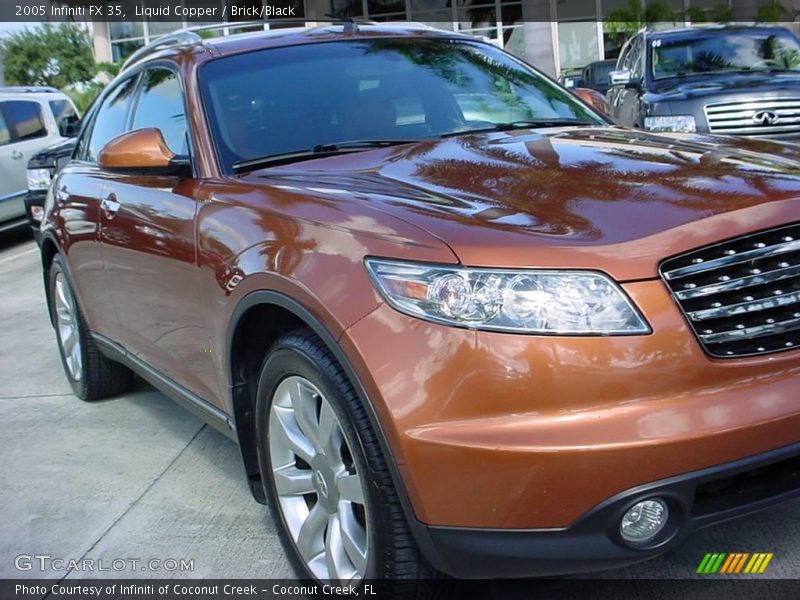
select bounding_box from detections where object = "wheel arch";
[224,291,439,564]
[39,232,62,325]
[226,291,376,500]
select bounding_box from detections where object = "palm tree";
[604,0,678,43]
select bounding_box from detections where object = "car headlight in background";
[365,259,650,335]
[643,115,696,133]
[29,206,45,222]
[27,168,52,191]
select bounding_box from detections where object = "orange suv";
[41,21,800,585]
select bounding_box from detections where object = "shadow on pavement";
[0,226,34,252]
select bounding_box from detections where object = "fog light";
[31,206,44,222]
[620,498,668,543]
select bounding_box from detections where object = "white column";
[521,0,558,77]
[93,20,112,63]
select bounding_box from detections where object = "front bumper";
[422,441,800,577]
[340,276,800,570]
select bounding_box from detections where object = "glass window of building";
[330,0,523,57]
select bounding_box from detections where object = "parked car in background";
[581,59,616,95]
[0,87,80,233]
[559,60,616,96]
[25,137,76,243]
[41,22,800,589]
[558,67,584,90]
[608,25,800,137]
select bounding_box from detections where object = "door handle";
[101,194,121,218]
[11,150,23,160]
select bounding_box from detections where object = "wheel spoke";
[268,375,370,583]
[62,325,76,348]
[319,401,343,465]
[272,405,315,464]
[54,273,82,382]
[56,278,69,310]
[71,349,82,379]
[70,338,80,363]
[337,474,365,505]
[57,306,72,324]
[325,514,356,583]
[295,503,327,563]
[339,504,368,576]
[289,380,322,452]
[273,464,315,496]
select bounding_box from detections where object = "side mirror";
[59,114,81,138]
[609,69,632,87]
[98,128,190,176]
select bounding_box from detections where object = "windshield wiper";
[232,139,418,173]
[440,119,594,138]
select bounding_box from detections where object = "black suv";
[25,138,76,243]
[608,25,800,138]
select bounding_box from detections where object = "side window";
[1,101,47,142]
[73,97,101,160]
[617,43,630,71]
[49,99,77,123]
[131,68,188,155]
[630,38,645,80]
[0,110,10,146]
[86,76,139,162]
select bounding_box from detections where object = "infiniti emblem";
[752,110,779,126]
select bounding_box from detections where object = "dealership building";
[88,0,799,77]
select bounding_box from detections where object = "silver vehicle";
[0,87,79,232]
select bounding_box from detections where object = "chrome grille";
[660,223,800,358]
[705,99,800,136]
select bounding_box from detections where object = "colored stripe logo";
[697,553,773,574]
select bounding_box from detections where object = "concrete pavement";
[0,231,289,581]
[0,229,798,584]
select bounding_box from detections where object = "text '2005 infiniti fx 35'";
[40,22,800,588]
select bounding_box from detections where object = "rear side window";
[1,101,47,141]
[131,68,188,155]
[0,110,10,146]
[86,76,139,162]
[49,99,77,123]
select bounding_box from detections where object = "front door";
[52,75,141,341]
[100,67,221,407]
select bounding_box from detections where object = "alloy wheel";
[54,272,82,382]
[268,376,370,583]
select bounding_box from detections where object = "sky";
[0,22,40,37]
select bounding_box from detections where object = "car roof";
[0,89,68,101]
[205,23,461,55]
[125,23,473,72]
[0,86,68,96]
[646,24,792,39]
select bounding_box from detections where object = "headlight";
[643,115,696,133]
[27,168,52,191]
[365,259,650,335]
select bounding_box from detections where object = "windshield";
[199,38,604,172]
[652,31,800,79]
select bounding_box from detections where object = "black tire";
[49,254,132,401]
[255,328,436,592]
